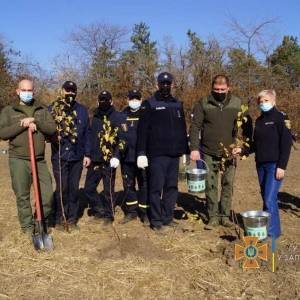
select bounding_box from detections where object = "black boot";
[119,213,137,224]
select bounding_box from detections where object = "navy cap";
[157,72,173,84]
[128,89,142,100]
[62,81,77,93]
[98,90,112,102]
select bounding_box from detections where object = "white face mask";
[19,91,33,103]
[128,99,141,110]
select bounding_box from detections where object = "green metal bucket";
[185,160,208,193]
[241,210,270,241]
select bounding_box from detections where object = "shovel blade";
[32,233,54,251]
[42,233,54,251]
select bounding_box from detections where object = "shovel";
[28,128,54,251]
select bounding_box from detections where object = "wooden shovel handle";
[28,129,42,221]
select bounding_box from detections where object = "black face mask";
[159,83,172,97]
[212,91,226,102]
[65,93,76,104]
[98,101,112,111]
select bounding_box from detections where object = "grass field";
[0,142,299,299]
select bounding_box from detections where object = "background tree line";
[0,19,299,137]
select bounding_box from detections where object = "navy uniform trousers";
[84,162,116,219]
[148,156,179,227]
[121,162,148,216]
[52,159,83,224]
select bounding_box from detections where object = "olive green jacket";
[189,93,252,157]
[0,100,56,160]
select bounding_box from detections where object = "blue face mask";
[19,91,33,103]
[259,102,273,112]
[128,99,141,110]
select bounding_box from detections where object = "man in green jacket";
[0,79,56,237]
[189,75,252,229]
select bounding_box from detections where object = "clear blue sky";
[0,0,299,71]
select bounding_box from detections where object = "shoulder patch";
[284,119,291,129]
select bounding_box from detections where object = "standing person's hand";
[83,156,91,168]
[276,168,285,180]
[20,117,35,127]
[232,147,242,157]
[28,123,37,132]
[190,150,201,161]
[110,157,120,169]
[137,156,148,169]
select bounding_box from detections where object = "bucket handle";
[197,159,209,172]
[185,159,209,172]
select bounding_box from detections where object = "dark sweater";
[253,107,292,169]
[50,101,91,162]
[0,101,56,160]
[137,91,189,158]
[189,93,253,157]
[121,106,140,163]
[90,106,126,162]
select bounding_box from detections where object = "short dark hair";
[211,74,230,88]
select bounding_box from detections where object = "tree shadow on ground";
[175,192,208,223]
[278,192,300,217]
[77,189,127,220]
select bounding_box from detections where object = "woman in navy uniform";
[234,89,292,239]
[120,89,149,224]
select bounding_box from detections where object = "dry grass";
[0,142,299,299]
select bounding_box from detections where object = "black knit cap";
[62,81,77,93]
[128,89,142,100]
[98,90,112,102]
[157,72,173,84]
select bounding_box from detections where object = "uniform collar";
[124,106,140,116]
[13,99,43,112]
[208,92,231,107]
[154,91,176,102]
[261,106,277,116]
[95,106,115,118]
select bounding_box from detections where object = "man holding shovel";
[0,79,56,238]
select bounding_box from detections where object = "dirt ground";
[0,142,299,300]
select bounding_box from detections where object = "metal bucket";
[241,210,270,241]
[185,159,208,193]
